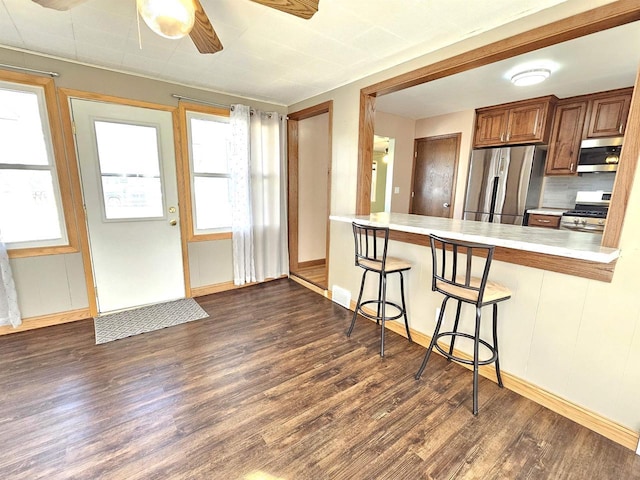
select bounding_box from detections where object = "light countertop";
[330,212,619,264]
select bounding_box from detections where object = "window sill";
[8,244,80,259]
[188,231,232,242]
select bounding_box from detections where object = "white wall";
[374,111,416,212]
[289,0,640,432]
[298,113,329,262]
[9,253,88,318]
[414,110,475,219]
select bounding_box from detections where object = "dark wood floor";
[1,279,638,479]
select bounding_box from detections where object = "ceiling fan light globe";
[137,0,196,40]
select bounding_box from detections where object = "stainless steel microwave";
[577,137,622,173]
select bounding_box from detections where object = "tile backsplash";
[541,172,616,208]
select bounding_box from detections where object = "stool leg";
[399,271,412,343]
[376,272,383,325]
[348,270,368,337]
[415,296,449,379]
[447,300,462,360]
[493,303,504,388]
[380,272,387,357]
[473,306,482,415]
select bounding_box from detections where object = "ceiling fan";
[31,0,320,54]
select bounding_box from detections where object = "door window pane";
[94,121,164,220]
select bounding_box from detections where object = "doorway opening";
[287,101,333,290]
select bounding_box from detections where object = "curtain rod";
[0,63,59,78]
[171,94,229,109]
[172,94,288,119]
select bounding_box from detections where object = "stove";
[560,191,611,233]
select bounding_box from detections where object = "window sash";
[0,80,68,249]
[186,111,232,234]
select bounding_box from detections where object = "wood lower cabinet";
[473,96,557,148]
[545,100,587,176]
[585,89,632,138]
[527,213,561,229]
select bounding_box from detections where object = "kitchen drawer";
[527,213,561,229]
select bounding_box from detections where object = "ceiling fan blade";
[189,0,223,54]
[31,0,89,10]
[250,0,319,20]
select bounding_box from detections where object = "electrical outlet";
[394,186,400,194]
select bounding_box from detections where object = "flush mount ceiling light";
[137,0,196,40]
[510,68,551,86]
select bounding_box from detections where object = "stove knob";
[598,219,605,226]
[581,220,587,226]
[573,219,580,225]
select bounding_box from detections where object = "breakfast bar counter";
[330,212,619,264]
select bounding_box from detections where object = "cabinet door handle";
[537,219,551,223]
[506,131,510,141]
[500,133,505,142]
[619,124,624,134]
[570,162,574,172]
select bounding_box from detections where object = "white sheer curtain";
[0,233,21,327]
[229,104,289,285]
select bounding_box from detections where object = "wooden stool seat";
[435,277,512,303]
[358,256,412,273]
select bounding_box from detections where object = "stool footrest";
[357,299,405,322]
[433,332,497,366]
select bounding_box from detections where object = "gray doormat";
[94,298,209,344]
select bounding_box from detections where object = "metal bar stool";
[347,222,412,357]
[415,234,511,415]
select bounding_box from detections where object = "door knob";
[443,203,450,208]
[169,219,177,226]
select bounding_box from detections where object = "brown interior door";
[410,133,461,217]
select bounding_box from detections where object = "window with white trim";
[0,80,68,249]
[186,111,232,233]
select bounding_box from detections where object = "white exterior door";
[71,99,184,313]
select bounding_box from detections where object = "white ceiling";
[376,20,640,120]
[0,0,570,106]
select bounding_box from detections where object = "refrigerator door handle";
[488,176,499,222]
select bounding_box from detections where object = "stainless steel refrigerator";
[463,145,546,225]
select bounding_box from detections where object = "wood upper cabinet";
[473,96,557,148]
[544,87,632,176]
[545,100,587,176]
[474,109,508,146]
[584,88,633,138]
